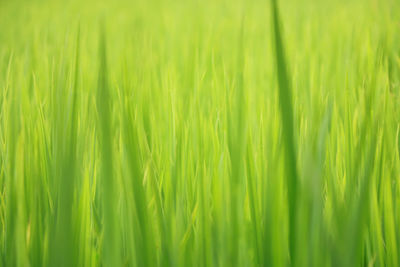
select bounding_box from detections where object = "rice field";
[1,0,400,266]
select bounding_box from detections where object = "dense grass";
[1,0,400,266]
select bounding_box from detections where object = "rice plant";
[0,0,399,266]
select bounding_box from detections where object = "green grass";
[1,0,400,266]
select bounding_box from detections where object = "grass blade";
[270,0,299,263]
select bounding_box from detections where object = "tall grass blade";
[96,22,121,267]
[270,0,299,262]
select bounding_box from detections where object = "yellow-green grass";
[0,0,400,266]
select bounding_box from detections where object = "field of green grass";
[1,0,400,266]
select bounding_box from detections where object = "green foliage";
[0,0,399,266]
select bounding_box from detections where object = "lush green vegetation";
[1,0,400,266]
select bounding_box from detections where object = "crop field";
[0,0,400,266]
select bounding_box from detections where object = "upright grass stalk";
[270,0,299,263]
[227,16,246,267]
[120,87,156,267]
[50,25,80,267]
[4,52,19,267]
[96,23,121,267]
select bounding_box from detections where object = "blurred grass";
[270,0,298,263]
[0,0,400,266]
